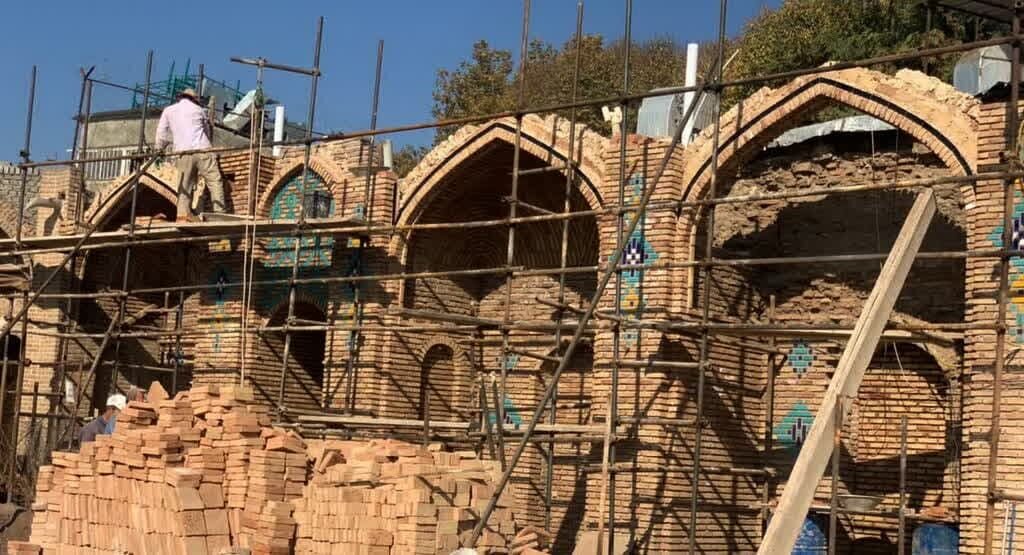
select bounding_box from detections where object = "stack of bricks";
[25,384,525,554]
[292,439,519,555]
[29,434,230,553]
[237,436,307,552]
[6,541,43,555]
[240,500,298,555]
[190,384,269,540]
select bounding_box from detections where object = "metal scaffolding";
[0,2,1021,554]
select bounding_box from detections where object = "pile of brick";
[293,439,520,555]
[24,385,296,555]
[19,385,524,555]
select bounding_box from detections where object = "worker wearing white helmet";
[79,393,126,444]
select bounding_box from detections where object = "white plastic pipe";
[273,105,286,157]
[681,42,699,145]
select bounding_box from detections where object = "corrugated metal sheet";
[767,115,895,149]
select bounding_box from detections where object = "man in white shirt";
[155,88,227,221]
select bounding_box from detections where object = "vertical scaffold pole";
[3,65,35,498]
[545,0,585,531]
[497,0,531,446]
[344,39,384,413]
[277,16,324,416]
[984,7,1020,554]
[689,2,728,552]
[599,1,632,552]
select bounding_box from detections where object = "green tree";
[725,0,1005,109]
[431,34,718,143]
[432,40,515,142]
[391,144,430,177]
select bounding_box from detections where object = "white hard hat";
[106,394,127,411]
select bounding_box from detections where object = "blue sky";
[0,0,779,162]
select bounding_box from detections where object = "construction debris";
[21,384,521,554]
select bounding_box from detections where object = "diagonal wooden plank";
[757,189,936,554]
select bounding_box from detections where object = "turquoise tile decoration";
[787,340,813,375]
[502,353,519,371]
[264,170,335,268]
[989,188,1024,342]
[488,396,523,427]
[773,401,814,449]
[617,174,658,347]
[208,266,231,353]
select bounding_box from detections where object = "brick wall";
[960,98,1024,554]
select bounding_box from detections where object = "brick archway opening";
[249,301,327,414]
[403,140,600,317]
[73,188,183,412]
[688,122,967,326]
[418,343,471,423]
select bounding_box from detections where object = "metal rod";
[276,15,323,417]
[828,399,841,555]
[110,50,153,395]
[16,65,37,245]
[27,382,38,491]
[898,414,908,555]
[467,26,713,550]
[238,56,266,387]
[497,0,531,456]
[6,66,37,497]
[602,1,631,551]
[985,9,1020,553]
[20,34,1024,171]
[365,39,384,226]
[690,4,729,552]
[342,39,383,411]
[490,377,508,472]
[71,66,95,224]
[762,295,777,533]
[171,249,188,394]
[229,56,319,77]
[11,164,1016,261]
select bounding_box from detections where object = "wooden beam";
[757,190,936,554]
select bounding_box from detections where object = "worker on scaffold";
[155,87,227,222]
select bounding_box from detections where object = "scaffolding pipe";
[110,50,153,394]
[276,16,324,417]
[3,65,35,497]
[689,3,729,552]
[600,1,632,551]
[984,7,1020,553]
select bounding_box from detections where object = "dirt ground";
[0,503,32,554]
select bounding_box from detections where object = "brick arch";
[416,336,475,422]
[397,114,606,230]
[84,168,179,229]
[680,68,979,207]
[416,334,468,364]
[257,156,347,219]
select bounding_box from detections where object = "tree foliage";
[406,0,1009,175]
[725,0,1005,107]
[391,144,430,178]
[431,35,716,143]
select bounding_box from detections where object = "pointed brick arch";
[257,156,348,219]
[84,166,179,229]
[680,68,979,206]
[397,115,606,228]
